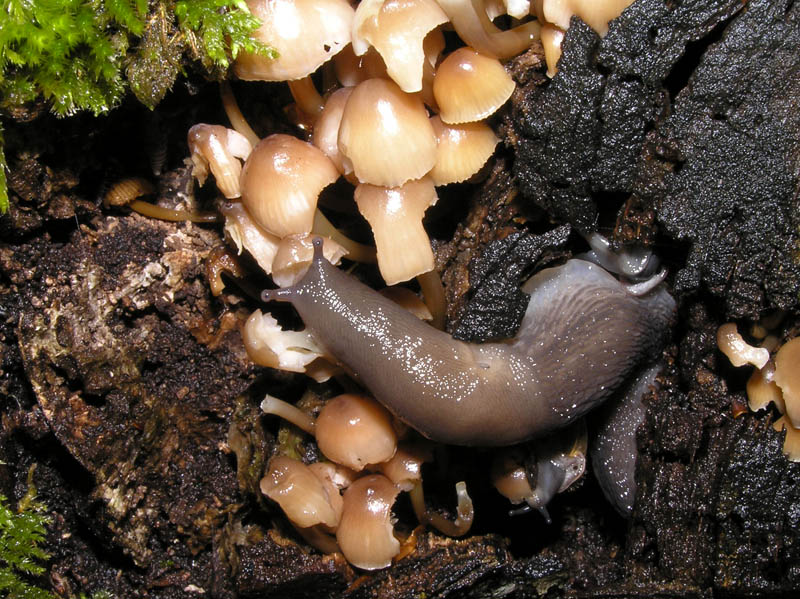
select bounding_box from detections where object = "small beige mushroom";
[491,451,533,505]
[773,416,800,462]
[219,200,281,275]
[436,0,540,59]
[333,45,388,87]
[312,87,354,174]
[242,309,340,382]
[188,124,253,199]
[352,0,448,93]
[716,323,771,369]
[747,367,785,414]
[240,134,340,238]
[378,441,433,491]
[336,474,401,569]
[429,115,499,185]
[354,177,438,285]
[260,456,341,529]
[773,337,800,428]
[542,0,635,37]
[271,234,348,288]
[433,47,516,124]
[235,0,354,82]
[316,394,397,471]
[338,78,437,187]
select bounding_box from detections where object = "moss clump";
[0,469,54,599]
[0,0,276,213]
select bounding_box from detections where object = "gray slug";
[262,238,676,446]
[591,362,662,516]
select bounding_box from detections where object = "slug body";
[590,362,662,516]
[264,240,675,446]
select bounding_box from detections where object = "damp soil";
[1,0,800,597]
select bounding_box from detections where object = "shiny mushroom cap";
[429,115,499,185]
[272,233,348,288]
[338,78,437,187]
[312,87,354,174]
[354,177,438,285]
[352,0,448,93]
[219,200,280,275]
[260,455,342,529]
[379,441,433,490]
[316,394,398,471]
[188,124,253,199]
[234,0,355,81]
[542,0,635,37]
[433,47,515,124]
[774,337,800,428]
[240,134,340,237]
[336,474,401,569]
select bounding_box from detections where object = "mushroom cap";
[353,0,448,93]
[188,124,253,199]
[336,474,401,569]
[747,367,786,414]
[334,45,388,87]
[312,87,354,173]
[260,456,341,528]
[542,0,635,37]
[433,47,515,124]
[219,200,280,275]
[338,78,437,187]
[242,309,333,377]
[773,416,800,462]
[429,115,499,185]
[272,233,348,288]
[316,394,398,470]
[774,337,800,428]
[379,441,433,490]
[354,177,438,285]
[240,134,340,237]
[491,450,533,504]
[234,0,354,81]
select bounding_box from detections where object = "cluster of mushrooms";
[184,0,637,571]
[717,319,800,460]
[259,393,474,569]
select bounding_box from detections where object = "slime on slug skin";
[262,237,676,448]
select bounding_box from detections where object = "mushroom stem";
[437,0,540,59]
[127,200,221,223]
[312,210,377,264]
[409,480,474,537]
[416,269,446,330]
[220,81,261,147]
[294,524,341,554]
[288,76,325,118]
[261,395,317,434]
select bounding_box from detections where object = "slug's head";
[261,236,328,305]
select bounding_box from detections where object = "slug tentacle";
[263,236,676,447]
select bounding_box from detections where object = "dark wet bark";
[1,0,800,597]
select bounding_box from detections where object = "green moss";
[0,0,276,213]
[0,468,54,599]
